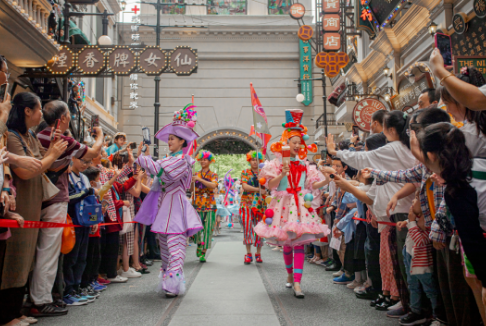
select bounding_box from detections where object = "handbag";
[61,214,76,254]
[119,206,133,235]
[69,173,103,227]
[9,130,60,202]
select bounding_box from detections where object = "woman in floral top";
[192,150,218,262]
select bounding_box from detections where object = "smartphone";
[0,83,8,103]
[142,127,151,145]
[130,142,137,149]
[133,163,138,170]
[435,33,452,67]
[91,115,100,132]
[51,119,60,141]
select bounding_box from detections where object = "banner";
[299,40,313,106]
[250,83,271,135]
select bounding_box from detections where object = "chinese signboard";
[323,33,341,51]
[46,47,75,74]
[355,0,378,39]
[139,47,167,75]
[299,40,313,106]
[475,0,486,18]
[77,46,104,75]
[315,52,349,78]
[391,78,428,112]
[107,47,137,75]
[451,16,486,57]
[128,14,141,110]
[289,3,305,19]
[352,98,386,132]
[323,14,340,32]
[298,25,314,41]
[169,47,198,76]
[452,12,468,34]
[323,0,339,13]
[455,56,486,80]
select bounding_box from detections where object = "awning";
[61,19,91,45]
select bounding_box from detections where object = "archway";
[197,128,258,155]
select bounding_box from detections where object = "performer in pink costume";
[254,109,330,298]
[134,104,202,298]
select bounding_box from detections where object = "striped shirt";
[38,128,87,207]
[408,222,433,275]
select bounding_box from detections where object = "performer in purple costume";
[135,104,202,298]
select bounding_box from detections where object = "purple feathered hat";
[155,104,199,153]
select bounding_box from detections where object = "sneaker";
[355,288,379,300]
[370,294,387,307]
[244,253,253,264]
[76,289,96,303]
[107,275,128,283]
[63,293,88,306]
[272,247,280,251]
[255,254,263,263]
[354,283,367,294]
[199,254,207,263]
[399,312,427,325]
[386,306,407,318]
[388,300,402,311]
[376,297,400,311]
[80,287,100,299]
[30,303,69,317]
[333,270,344,277]
[333,274,355,284]
[91,281,107,292]
[98,277,111,285]
[120,268,142,278]
[346,280,363,289]
[430,319,447,326]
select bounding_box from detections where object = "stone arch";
[197,127,261,155]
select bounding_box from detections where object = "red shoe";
[98,277,111,285]
[255,254,263,263]
[244,253,253,265]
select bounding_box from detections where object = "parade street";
[37,226,397,326]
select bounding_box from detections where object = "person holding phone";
[105,132,127,156]
[429,48,486,111]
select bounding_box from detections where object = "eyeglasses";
[80,159,92,165]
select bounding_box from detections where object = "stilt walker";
[134,104,202,298]
[193,151,218,263]
[254,109,331,298]
[241,151,266,264]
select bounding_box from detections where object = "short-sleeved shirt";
[193,170,218,211]
[241,168,266,211]
[106,143,121,156]
[480,84,486,97]
[37,128,88,207]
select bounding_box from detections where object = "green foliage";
[195,154,249,180]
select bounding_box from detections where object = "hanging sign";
[298,25,314,41]
[77,46,105,75]
[352,98,386,132]
[139,46,167,75]
[323,14,341,32]
[289,3,305,19]
[107,47,137,75]
[323,0,339,13]
[315,52,349,78]
[299,40,313,106]
[323,33,341,51]
[169,46,198,76]
[455,56,486,80]
[391,78,428,112]
[46,47,75,74]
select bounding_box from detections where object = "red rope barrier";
[0,220,138,229]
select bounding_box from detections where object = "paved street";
[37,226,398,326]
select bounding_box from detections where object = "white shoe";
[240,229,244,233]
[120,268,142,278]
[354,280,370,293]
[346,280,363,289]
[387,300,402,311]
[272,247,280,251]
[107,275,128,283]
[19,316,38,324]
[333,270,343,277]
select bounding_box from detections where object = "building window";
[207,0,247,15]
[162,0,186,14]
[268,0,291,14]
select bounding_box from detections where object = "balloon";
[187,121,195,128]
[259,163,265,169]
[259,178,266,185]
[228,223,233,228]
[265,218,273,225]
[304,193,314,202]
[302,134,310,141]
[265,197,272,204]
[265,209,274,218]
[308,208,314,213]
[304,201,311,208]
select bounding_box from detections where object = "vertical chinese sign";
[322,0,341,51]
[299,40,313,106]
[128,10,141,110]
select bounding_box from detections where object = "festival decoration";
[298,25,314,41]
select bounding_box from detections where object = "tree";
[195,154,250,180]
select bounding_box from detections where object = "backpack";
[69,173,103,227]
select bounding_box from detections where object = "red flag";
[188,140,197,156]
[250,83,271,135]
[250,125,271,155]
